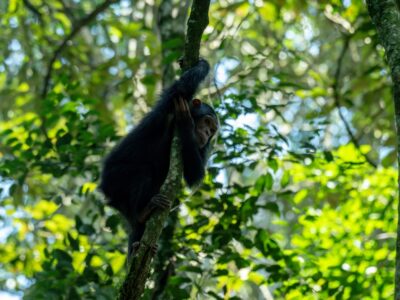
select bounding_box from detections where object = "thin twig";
[22,0,43,24]
[212,62,223,104]
[332,35,377,168]
[41,0,119,98]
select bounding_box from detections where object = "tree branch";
[180,0,211,70]
[365,0,400,297]
[118,1,210,299]
[151,2,189,298]
[22,0,43,24]
[332,35,377,168]
[41,0,119,98]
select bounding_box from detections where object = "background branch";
[22,0,43,24]
[332,35,377,168]
[366,0,400,297]
[41,0,119,98]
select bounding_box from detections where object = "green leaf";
[265,172,274,190]
[67,233,79,251]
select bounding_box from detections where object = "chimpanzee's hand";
[178,57,208,69]
[174,97,194,128]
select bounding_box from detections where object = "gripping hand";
[174,97,194,128]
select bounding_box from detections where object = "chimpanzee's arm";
[173,59,210,101]
[157,59,210,112]
[136,59,210,134]
[173,97,206,186]
[179,125,206,186]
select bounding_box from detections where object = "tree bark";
[118,1,211,299]
[151,2,189,298]
[181,0,211,70]
[365,1,400,298]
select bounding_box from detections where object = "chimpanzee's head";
[190,99,218,148]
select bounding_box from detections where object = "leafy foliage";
[0,0,395,299]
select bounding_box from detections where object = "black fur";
[100,59,215,248]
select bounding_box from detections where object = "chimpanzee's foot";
[127,241,140,266]
[151,194,172,210]
[129,241,140,257]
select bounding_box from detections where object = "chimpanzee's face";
[195,114,218,148]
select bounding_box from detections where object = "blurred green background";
[0,0,395,299]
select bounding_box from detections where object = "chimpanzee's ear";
[192,98,202,107]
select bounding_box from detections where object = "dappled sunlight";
[0,0,397,299]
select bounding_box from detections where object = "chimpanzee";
[100,59,218,256]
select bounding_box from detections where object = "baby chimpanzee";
[100,59,218,256]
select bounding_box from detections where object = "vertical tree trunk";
[152,2,188,298]
[366,1,400,298]
[118,1,211,299]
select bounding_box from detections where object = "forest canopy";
[0,0,398,299]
